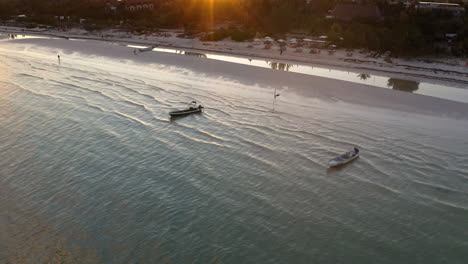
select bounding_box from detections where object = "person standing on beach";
[279,45,285,55]
[58,54,61,64]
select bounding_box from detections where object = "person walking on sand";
[280,46,285,55]
[57,54,61,64]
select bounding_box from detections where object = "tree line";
[0,0,467,56]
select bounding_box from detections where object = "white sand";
[1,37,468,120]
[2,26,468,85]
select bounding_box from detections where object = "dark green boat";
[169,101,204,117]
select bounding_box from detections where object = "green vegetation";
[0,0,466,57]
[201,26,255,42]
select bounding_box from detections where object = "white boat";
[138,45,157,52]
[328,148,360,167]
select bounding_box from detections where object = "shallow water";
[142,47,468,104]
[4,34,468,103]
[1,42,468,263]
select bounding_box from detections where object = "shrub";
[230,29,254,42]
[201,27,254,42]
[83,23,103,31]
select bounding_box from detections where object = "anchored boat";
[169,101,204,117]
[328,147,360,167]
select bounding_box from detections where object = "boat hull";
[169,108,202,117]
[138,46,156,52]
[328,153,360,167]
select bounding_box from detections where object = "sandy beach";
[1,26,468,86]
[2,35,468,121]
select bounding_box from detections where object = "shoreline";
[1,26,468,87]
[2,37,468,121]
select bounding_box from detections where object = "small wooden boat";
[169,108,203,117]
[328,147,360,167]
[169,101,204,117]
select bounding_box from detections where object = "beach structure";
[124,0,155,11]
[263,36,273,44]
[303,38,329,49]
[414,2,465,17]
[288,38,298,47]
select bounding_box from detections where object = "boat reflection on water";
[387,78,420,93]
